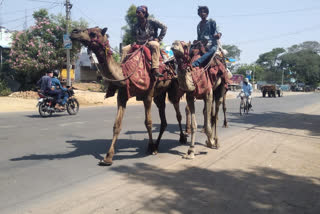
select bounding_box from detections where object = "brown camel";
[185,89,228,135]
[171,40,228,159]
[70,27,187,166]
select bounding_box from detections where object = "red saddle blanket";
[189,56,230,99]
[120,45,175,99]
[190,67,212,99]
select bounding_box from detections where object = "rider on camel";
[192,6,222,68]
[121,5,167,78]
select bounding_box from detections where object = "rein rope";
[88,30,146,83]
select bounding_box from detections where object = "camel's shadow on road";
[10,122,195,162]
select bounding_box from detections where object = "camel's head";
[70,27,109,52]
[171,40,191,60]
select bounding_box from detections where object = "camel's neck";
[94,48,126,87]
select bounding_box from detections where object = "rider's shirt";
[197,19,220,49]
[242,83,253,97]
[37,75,52,93]
[133,18,167,45]
[51,77,67,92]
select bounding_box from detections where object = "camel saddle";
[190,42,232,93]
[120,45,176,99]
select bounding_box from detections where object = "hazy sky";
[1,0,320,63]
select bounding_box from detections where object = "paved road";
[0,93,319,213]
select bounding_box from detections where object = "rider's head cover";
[136,5,149,18]
[198,6,209,15]
[244,78,249,83]
[53,70,59,77]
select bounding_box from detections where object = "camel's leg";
[204,90,216,148]
[173,101,187,144]
[154,93,167,150]
[183,93,197,159]
[144,94,156,155]
[201,100,206,133]
[167,78,187,143]
[100,89,128,166]
[212,87,224,149]
[185,105,191,135]
[222,89,228,128]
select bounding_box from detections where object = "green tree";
[122,5,137,46]
[256,48,286,83]
[236,64,264,82]
[281,50,320,86]
[222,44,241,61]
[8,9,88,90]
[287,41,320,54]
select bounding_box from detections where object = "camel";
[171,40,228,159]
[185,90,229,135]
[70,27,187,166]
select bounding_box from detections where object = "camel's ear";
[101,28,108,36]
[187,41,191,50]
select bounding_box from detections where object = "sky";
[1,0,320,64]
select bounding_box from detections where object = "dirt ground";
[0,83,313,113]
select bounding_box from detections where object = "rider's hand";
[214,33,221,39]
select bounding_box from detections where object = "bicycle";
[239,91,251,115]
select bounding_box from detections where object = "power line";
[1,5,57,15]
[27,0,62,4]
[157,6,320,20]
[233,24,320,45]
[4,4,59,28]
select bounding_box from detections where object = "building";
[0,26,12,70]
[74,47,102,82]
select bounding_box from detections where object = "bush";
[0,79,12,96]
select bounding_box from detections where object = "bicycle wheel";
[240,99,244,116]
[245,101,249,114]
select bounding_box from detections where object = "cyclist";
[242,78,253,109]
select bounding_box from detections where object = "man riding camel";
[192,6,222,68]
[121,5,167,78]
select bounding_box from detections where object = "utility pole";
[65,0,72,87]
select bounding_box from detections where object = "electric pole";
[65,0,72,87]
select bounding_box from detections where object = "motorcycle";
[37,88,79,117]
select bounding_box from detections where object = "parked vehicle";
[37,88,79,117]
[261,84,283,97]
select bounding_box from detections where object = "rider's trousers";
[121,41,160,69]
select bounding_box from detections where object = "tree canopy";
[8,9,88,90]
[121,5,137,46]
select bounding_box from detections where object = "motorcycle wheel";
[39,102,52,117]
[67,98,79,115]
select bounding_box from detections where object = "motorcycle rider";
[51,70,69,107]
[37,70,63,110]
[242,78,253,109]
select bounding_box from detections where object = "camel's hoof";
[98,159,112,166]
[179,134,188,144]
[147,143,157,155]
[182,153,195,160]
[205,140,215,149]
[214,143,220,149]
[223,124,229,128]
[182,149,195,159]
